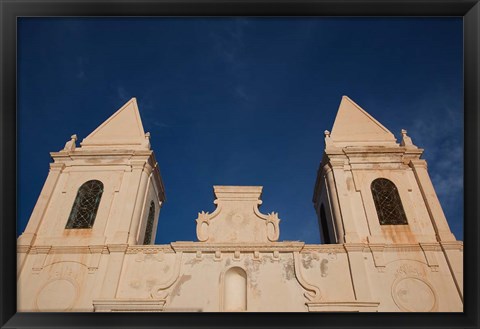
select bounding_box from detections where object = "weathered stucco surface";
[17,97,463,312]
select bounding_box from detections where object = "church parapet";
[195,186,281,243]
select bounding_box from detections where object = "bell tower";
[18,98,166,249]
[313,96,456,244]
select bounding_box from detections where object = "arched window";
[143,201,155,245]
[319,204,332,244]
[223,267,247,312]
[371,178,408,225]
[65,180,103,229]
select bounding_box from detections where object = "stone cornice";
[306,300,380,312]
[342,146,421,155]
[419,242,444,252]
[368,243,424,252]
[50,150,153,167]
[368,243,442,253]
[51,149,152,158]
[328,158,347,169]
[343,243,369,252]
[324,147,344,156]
[170,241,305,252]
[126,245,174,254]
[17,245,32,253]
[49,163,66,172]
[107,244,129,253]
[301,244,346,253]
[20,241,457,256]
[440,241,464,251]
[408,158,428,169]
[93,299,166,312]
[24,245,110,254]
[131,160,147,170]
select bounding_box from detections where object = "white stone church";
[17,96,463,312]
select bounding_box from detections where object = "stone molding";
[93,299,166,312]
[293,251,322,302]
[126,245,174,254]
[149,252,183,300]
[107,244,129,253]
[409,158,428,169]
[328,158,346,169]
[306,301,380,312]
[17,245,31,254]
[49,163,66,172]
[51,149,152,159]
[20,241,457,255]
[343,243,369,252]
[440,241,463,251]
[170,241,305,253]
[301,244,346,253]
[20,245,110,254]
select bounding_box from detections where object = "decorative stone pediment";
[195,186,280,243]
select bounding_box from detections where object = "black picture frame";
[1,1,478,328]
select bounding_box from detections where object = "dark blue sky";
[18,18,463,244]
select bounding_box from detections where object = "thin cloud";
[406,98,463,234]
[209,19,250,101]
[117,86,129,100]
[76,57,86,80]
[234,86,250,101]
[153,120,169,128]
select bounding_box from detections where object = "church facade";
[17,97,463,312]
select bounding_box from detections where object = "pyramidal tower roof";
[81,98,149,150]
[329,96,397,147]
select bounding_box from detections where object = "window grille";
[65,180,103,229]
[371,178,408,225]
[143,201,155,244]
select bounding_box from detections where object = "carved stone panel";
[391,263,437,312]
[35,278,78,311]
[392,277,436,312]
[195,186,280,243]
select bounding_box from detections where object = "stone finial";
[400,129,414,147]
[63,134,77,152]
[324,130,332,146]
[143,132,151,149]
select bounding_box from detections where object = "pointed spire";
[80,98,150,150]
[330,96,397,147]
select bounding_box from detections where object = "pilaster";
[344,244,373,301]
[21,162,65,243]
[128,160,153,244]
[330,159,360,243]
[99,244,128,299]
[409,159,456,242]
[323,164,345,243]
